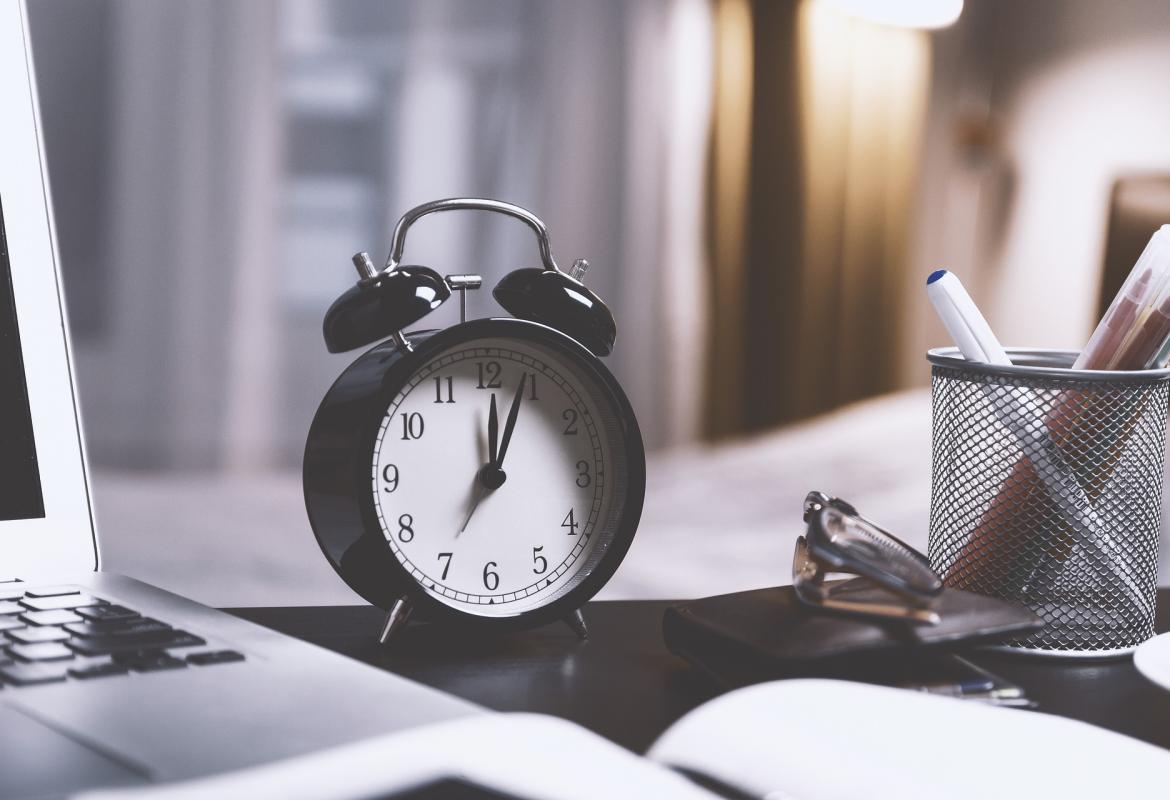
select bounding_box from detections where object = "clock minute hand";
[494,373,527,469]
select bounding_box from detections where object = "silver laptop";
[0,3,479,797]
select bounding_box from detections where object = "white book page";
[79,713,719,800]
[648,678,1170,800]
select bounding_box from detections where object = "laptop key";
[109,621,173,638]
[20,594,102,612]
[69,631,205,657]
[8,642,74,662]
[0,602,24,615]
[76,605,139,622]
[119,652,187,673]
[22,585,82,598]
[0,589,24,602]
[187,650,245,666]
[65,619,169,638]
[0,618,23,632]
[68,662,130,680]
[20,610,83,626]
[0,662,69,685]
[6,626,70,644]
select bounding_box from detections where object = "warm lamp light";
[823,0,963,30]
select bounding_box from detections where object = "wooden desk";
[230,591,1170,754]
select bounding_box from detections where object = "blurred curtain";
[620,0,714,447]
[33,0,714,470]
[705,0,929,439]
[52,0,282,471]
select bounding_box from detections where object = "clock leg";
[563,608,589,640]
[377,596,413,645]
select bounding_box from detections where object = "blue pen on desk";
[926,269,1012,366]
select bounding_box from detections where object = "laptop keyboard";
[0,585,243,688]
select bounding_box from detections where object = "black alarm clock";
[304,198,646,644]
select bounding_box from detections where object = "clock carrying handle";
[382,198,563,275]
[335,196,616,357]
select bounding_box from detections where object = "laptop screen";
[0,193,47,522]
[0,0,96,573]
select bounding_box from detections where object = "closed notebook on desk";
[663,582,1042,689]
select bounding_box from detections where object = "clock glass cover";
[370,336,628,616]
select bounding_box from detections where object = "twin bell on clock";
[303,198,646,645]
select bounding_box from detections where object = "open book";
[81,679,1170,800]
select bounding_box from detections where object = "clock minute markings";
[401,351,598,610]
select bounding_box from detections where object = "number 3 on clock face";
[371,336,628,617]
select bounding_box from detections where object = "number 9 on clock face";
[371,334,634,617]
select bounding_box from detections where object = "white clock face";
[371,336,626,616]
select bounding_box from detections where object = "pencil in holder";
[927,347,1169,657]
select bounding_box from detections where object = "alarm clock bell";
[322,197,617,359]
[493,263,616,357]
[322,263,451,354]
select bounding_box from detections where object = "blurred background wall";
[22,0,1170,603]
[905,0,1170,382]
[29,0,713,470]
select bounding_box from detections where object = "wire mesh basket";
[927,347,1170,657]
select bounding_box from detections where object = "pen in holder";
[927,347,1169,657]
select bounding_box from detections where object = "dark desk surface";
[230,589,1170,754]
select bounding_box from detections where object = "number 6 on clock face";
[371,335,626,617]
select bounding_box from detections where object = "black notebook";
[663,581,1043,689]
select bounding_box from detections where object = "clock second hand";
[459,395,495,534]
[459,481,488,534]
[460,377,525,533]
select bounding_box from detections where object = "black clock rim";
[349,317,645,632]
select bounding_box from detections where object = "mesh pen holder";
[928,347,1170,657]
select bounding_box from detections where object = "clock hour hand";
[488,392,499,466]
[494,372,527,469]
